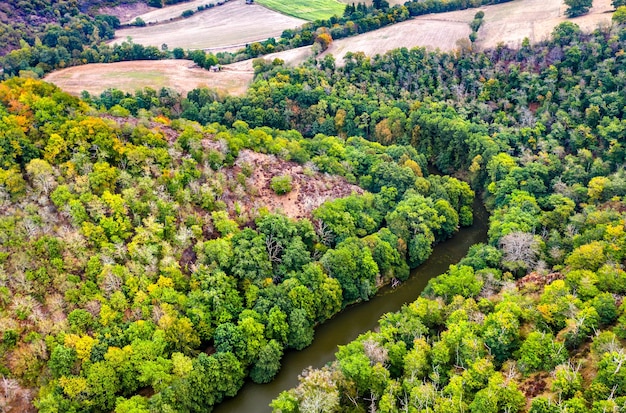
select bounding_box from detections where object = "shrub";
[270,175,293,195]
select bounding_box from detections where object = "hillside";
[3,0,626,412]
[0,0,122,56]
[0,76,477,412]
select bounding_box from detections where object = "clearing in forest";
[43,60,253,97]
[255,0,346,21]
[230,150,363,220]
[110,2,306,50]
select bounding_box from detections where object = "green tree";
[482,310,520,365]
[287,309,314,350]
[115,395,150,413]
[518,332,567,373]
[48,345,77,378]
[321,237,379,305]
[250,340,284,383]
[230,228,273,283]
[614,5,626,24]
[564,0,593,17]
[424,265,483,303]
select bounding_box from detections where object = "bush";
[270,175,293,195]
[132,17,146,27]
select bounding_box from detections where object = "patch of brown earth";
[230,150,364,220]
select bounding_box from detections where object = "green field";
[255,0,346,21]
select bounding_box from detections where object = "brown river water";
[214,199,489,413]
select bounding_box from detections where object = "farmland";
[49,0,615,97]
[109,0,222,24]
[43,60,253,96]
[254,0,346,21]
[110,2,305,50]
[239,0,615,69]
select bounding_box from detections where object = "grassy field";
[334,0,406,5]
[255,0,345,21]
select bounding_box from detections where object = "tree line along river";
[214,198,489,413]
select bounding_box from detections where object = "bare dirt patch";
[43,60,253,97]
[110,2,306,50]
[232,150,364,220]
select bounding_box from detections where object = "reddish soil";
[230,150,364,220]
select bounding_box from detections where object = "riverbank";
[214,198,489,413]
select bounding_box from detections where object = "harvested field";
[50,0,616,98]
[320,17,471,63]
[240,0,615,68]
[98,3,154,23]
[111,2,305,50]
[115,0,220,24]
[473,0,614,49]
[43,60,253,97]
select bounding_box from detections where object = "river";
[214,199,489,413]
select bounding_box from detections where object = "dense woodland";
[84,16,626,413]
[1,1,626,412]
[261,20,626,413]
[0,76,472,411]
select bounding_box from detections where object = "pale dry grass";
[320,17,471,64]
[110,2,305,50]
[447,0,615,49]
[43,60,253,97]
[118,0,221,24]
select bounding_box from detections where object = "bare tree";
[499,231,540,274]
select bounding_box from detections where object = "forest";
[0,75,472,411]
[0,0,626,412]
[262,19,626,413]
